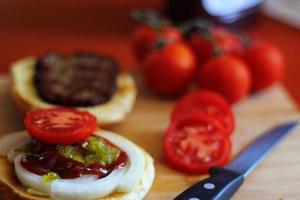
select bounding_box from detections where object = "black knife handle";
[174,167,244,200]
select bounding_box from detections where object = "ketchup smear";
[20,140,127,179]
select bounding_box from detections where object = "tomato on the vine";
[197,55,251,103]
[143,42,196,96]
[163,114,231,174]
[132,25,183,62]
[244,41,284,91]
[24,108,97,144]
[188,27,243,67]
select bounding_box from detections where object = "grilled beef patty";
[34,52,119,107]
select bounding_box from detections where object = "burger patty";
[34,52,119,107]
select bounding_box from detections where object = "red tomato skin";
[244,42,284,91]
[143,42,196,96]
[171,90,235,134]
[188,35,212,67]
[24,108,97,144]
[197,55,251,103]
[211,28,244,57]
[163,114,231,174]
[132,26,183,62]
[188,27,243,67]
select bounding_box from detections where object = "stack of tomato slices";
[163,90,234,174]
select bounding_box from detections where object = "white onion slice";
[15,154,100,197]
[56,175,98,183]
[51,167,127,200]
[94,130,146,192]
[0,131,30,156]
[14,154,52,194]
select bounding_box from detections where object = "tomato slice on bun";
[24,108,97,144]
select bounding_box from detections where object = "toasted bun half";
[0,132,155,200]
[11,57,137,127]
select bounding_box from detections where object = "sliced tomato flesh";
[171,90,235,134]
[24,108,97,144]
[164,114,231,174]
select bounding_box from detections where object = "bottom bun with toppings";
[0,130,155,200]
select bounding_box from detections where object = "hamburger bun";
[11,57,137,127]
[0,131,155,200]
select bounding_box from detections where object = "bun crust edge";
[11,58,137,127]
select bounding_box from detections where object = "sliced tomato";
[24,108,97,144]
[171,90,234,134]
[163,114,231,174]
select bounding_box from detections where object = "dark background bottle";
[165,0,263,27]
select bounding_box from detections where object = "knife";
[173,121,298,200]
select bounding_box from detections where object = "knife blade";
[173,121,298,200]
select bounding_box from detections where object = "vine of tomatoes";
[131,10,284,174]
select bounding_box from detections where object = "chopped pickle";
[42,172,60,182]
[55,136,120,166]
[82,136,120,166]
[56,145,85,163]
[22,136,121,167]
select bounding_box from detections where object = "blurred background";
[0,0,299,103]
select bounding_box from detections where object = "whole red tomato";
[143,42,196,96]
[197,55,251,103]
[188,27,244,67]
[244,41,284,91]
[132,25,183,62]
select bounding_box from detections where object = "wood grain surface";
[0,75,300,200]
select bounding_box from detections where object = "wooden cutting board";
[1,75,300,200]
